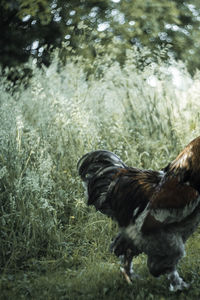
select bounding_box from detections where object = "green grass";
[1,49,200,299]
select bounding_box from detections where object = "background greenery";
[1,0,200,74]
[1,49,200,299]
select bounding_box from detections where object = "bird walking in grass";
[77,136,200,292]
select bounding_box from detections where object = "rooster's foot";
[168,270,190,292]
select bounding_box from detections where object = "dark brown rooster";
[77,136,200,291]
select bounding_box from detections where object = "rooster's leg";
[167,270,189,292]
[110,233,140,283]
[120,248,135,284]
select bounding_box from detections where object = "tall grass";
[1,49,200,299]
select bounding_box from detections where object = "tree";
[1,0,200,73]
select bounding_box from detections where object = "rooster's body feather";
[77,137,200,291]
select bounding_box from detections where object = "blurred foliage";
[1,0,200,76]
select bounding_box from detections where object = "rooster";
[77,136,200,292]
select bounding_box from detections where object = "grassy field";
[1,50,200,299]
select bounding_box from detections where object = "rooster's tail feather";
[77,150,126,216]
